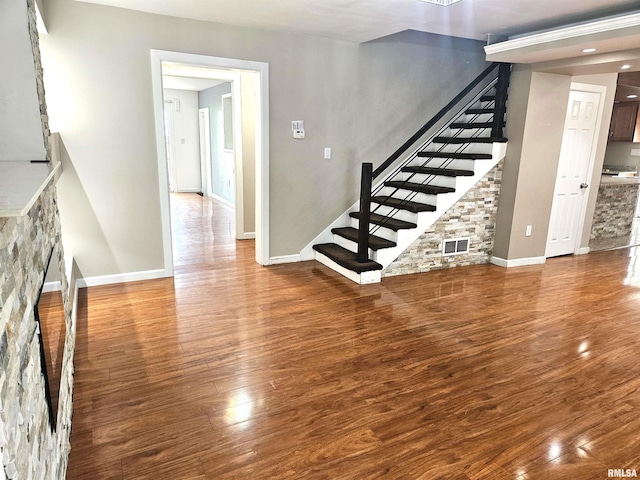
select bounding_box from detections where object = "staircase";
[305,63,511,284]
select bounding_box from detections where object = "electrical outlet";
[525,225,532,237]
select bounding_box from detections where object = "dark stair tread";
[313,243,382,273]
[450,122,492,129]
[331,227,396,251]
[432,136,508,144]
[466,108,495,114]
[349,212,416,231]
[371,196,436,213]
[417,151,493,160]
[385,181,455,195]
[402,165,474,177]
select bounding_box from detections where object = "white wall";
[0,0,47,160]
[40,0,488,279]
[163,89,201,192]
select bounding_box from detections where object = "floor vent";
[443,237,469,256]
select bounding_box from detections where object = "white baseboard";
[43,281,62,293]
[576,247,590,255]
[238,232,256,240]
[175,188,202,194]
[78,268,169,288]
[269,254,300,265]
[210,193,234,208]
[490,256,546,268]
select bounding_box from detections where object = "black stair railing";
[356,62,511,263]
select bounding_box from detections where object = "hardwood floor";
[68,193,640,479]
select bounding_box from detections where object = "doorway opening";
[150,50,270,275]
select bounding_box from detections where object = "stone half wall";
[382,162,502,277]
[590,182,639,241]
[0,183,75,479]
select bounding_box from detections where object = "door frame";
[546,82,607,257]
[150,49,270,273]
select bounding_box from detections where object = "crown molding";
[485,12,640,56]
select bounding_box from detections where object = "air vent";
[443,237,469,256]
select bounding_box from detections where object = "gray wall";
[40,0,488,279]
[199,82,233,204]
[493,67,617,261]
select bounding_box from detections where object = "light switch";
[292,120,305,139]
[324,148,331,159]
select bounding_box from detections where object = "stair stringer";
[301,142,507,283]
[374,141,506,269]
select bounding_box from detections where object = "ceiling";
[75,0,639,44]
[78,0,640,90]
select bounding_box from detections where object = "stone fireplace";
[0,0,76,478]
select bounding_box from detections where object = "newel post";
[491,63,511,139]
[357,163,373,263]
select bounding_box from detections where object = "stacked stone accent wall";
[0,0,74,478]
[383,162,502,277]
[0,184,75,479]
[26,0,50,160]
[590,183,639,241]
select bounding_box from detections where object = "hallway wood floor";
[68,193,640,479]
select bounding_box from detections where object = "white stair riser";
[407,158,475,170]
[397,172,456,188]
[378,189,437,206]
[349,217,399,242]
[464,113,493,123]
[423,143,493,154]
[366,204,418,223]
[446,128,491,138]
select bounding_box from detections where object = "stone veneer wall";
[383,162,502,277]
[26,0,50,160]
[0,0,75,478]
[0,184,75,479]
[590,183,639,241]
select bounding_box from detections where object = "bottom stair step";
[332,227,396,250]
[313,243,382,273]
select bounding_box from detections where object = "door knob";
[580,183,589,189]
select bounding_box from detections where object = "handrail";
[356,62,511,264]
[372,62,503,180]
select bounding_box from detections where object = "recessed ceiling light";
[418,0,463,5]
[582,48,597,53]
[621,64,632,70]
[628,95,638,99]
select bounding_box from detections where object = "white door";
[546,88,602,257]
[163,100,176,192]
[198,108,212,196]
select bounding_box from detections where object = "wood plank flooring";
[68,193,640,479]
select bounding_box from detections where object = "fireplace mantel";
[0,160,61,217]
